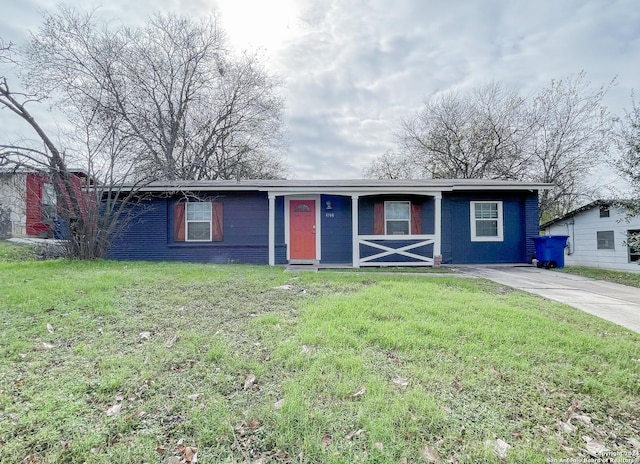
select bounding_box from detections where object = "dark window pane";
[475,202,498,219]
[187,203,211,221]
[596,230,615,250]
[386,202,410,220]
[187,222,210,241]
[628,229,640,262]
[387,220,409,235]
[476,220,498,237]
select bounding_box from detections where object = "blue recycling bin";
[53,218,70,240]
[532,235,569,268]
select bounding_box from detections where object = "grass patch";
[556,265,640,288]
[0,240,40,261]
[1,259,639,463]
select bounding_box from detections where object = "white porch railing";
[358,234,436,266]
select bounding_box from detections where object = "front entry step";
[285,263,319,272]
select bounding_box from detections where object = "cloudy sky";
[1,0,639,180]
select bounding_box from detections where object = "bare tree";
[378,74,614,221]
[23,8,287,182]
[1,8,288,258]
[614,92,640,250]
[1,42,152,258]
[398,82,529,180]
[526,72,614,222]
[363,150,422,179]
[616,93,640,198]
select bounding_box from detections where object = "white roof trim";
[123,179,552,193]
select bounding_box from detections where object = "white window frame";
[186,202,212,242]
[384,201,411,235]
[470,201,503,242]
[628,229,640,262]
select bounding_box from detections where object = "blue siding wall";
[108,199,168,261]
[422,198,435,235]
[524,192,540,261]
[108,191,270,263]
[108,189,538,266]
[320,195,352,263]
[359,196,375,235]
[441,191,537,264]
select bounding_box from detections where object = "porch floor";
[285,263,354,272]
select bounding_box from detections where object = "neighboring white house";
[541,200,640,272]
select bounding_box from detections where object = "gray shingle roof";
[123,178,552,193]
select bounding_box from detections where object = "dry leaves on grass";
[351,385,366,398]
[168,438,198,463]
[423,444,440,463]
[20,455,40,464]
[485,438,510,462]
[243,373,256,390]
[165,333,179,348]
[36,342,55,351]
[627,437,640,448]
[583,436,610,457]
[345,429,365,440]
[565,399,582,421]
[392,377,409,388]
[557,420,577,434]
[272,284,292,290]
[301,345,316,354]
[105,393,124,416]
[248,419,260,429]
[561,399,592,431]
[105,403,122,417]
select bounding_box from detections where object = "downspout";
[564,220,574,255]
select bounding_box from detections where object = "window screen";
[385,201,410,235]
[596,230,614,250]
[186,203,211,241]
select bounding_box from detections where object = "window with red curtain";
[373,201,422,235]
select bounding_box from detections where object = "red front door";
[290,199,316,260]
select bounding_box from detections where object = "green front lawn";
[556,266,640,288]
[1,249,639,462]
[0,240,40,261]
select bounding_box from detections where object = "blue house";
[108,179,550,266]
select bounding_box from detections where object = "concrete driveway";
[454,265,640,334]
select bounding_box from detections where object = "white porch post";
[434,193,442,264]
[268,194,276,266]
[352,195,360,268]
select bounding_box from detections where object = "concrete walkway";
[454,265,640,334]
